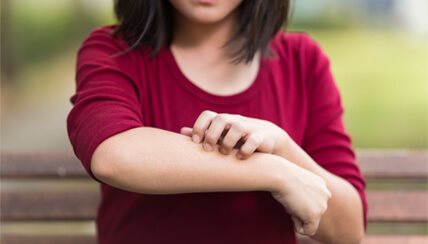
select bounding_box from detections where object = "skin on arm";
[182,111,364,243]
[91,126,331,235]
[274,136,365,244]
[91,127,284,194]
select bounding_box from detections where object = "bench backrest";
[1,150,427,243]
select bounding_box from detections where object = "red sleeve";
[66,26,144,181]
[299,34,368,230]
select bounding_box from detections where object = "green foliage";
[304,30,428,148]
[7,1,114,71]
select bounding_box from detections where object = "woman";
[67,0,367,243]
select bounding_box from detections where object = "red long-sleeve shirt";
[67,25,367,244]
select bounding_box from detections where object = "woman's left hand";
[180,110,289,160]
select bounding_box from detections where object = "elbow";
[337,219,365,244]
[317,225,364,244]
[88,128,159,193]
[91,154,113,183]
[345,229,364,244]
[336,208,366,244]
[352,225,365,244]
[90,139,125,183]
[91,153,113,182]
[322,228,364,244]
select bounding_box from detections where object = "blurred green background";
[1,0,427,150]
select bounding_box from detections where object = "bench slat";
[362,235,428,244]
[1,150,426,243]
[298,235,428,244]
[0,191,99,221]
[0,234,428,244]
[1,150,427,179]
[0,235,96,244]
[1,152,85,179]
[358,150,428,179]
[4,235,426,244]
[367,191,428,222]
[1,190,426,222]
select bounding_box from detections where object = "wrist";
[273,127,292,156]
[257,152,293,194]
[268,155,310,197]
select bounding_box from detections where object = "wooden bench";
[1,150,427,243]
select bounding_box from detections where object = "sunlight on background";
[1,0,427,150]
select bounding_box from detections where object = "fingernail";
[204,143,213,151]
[192,134,200,143]
[298,227,304,234]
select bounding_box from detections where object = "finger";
[180,127,193,137]
[204,114,232,152]
[192,110,217,143]
[219,124,244,155]
[237,133,263,160]
[302,219,320,236]
[292,216,304,235]
[233,137,246,149]
[322,185,332,200]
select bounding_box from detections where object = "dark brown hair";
[113,0,290,63]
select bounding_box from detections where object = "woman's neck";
[169,7,261,96]
[171,10,239,56]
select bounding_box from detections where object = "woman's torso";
[94,26,312,244]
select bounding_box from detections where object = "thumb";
[180,127,193,137]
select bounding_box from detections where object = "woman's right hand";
[272,160,332,236]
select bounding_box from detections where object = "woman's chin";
[186,13,231,24]
[170,0,242,25]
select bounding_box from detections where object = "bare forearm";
[275,137,364,243]
[314,174,364,243]
[91,127,285,195]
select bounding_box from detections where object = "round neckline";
[163,45,266,106]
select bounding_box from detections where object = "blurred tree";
[1,0,110,85]
[1,0,16,83]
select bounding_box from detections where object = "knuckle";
[233,122,247,132]
[202,110,216,117]
[239,143,253,155]
[318,184,330,197]
[308,208,322,222]
[193,122,207,133]
[306,221,320,236]
[216,114,230,124]
[307,211,317,222]
[204,133,217,144]
[308,227,317,236]
[322,203,328,213]
[248,134,263,145]
[192,125,203,134]
[222,139,235,149]
[192,130,203,140]
[326,189,332,199]
[317,204,327,217]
